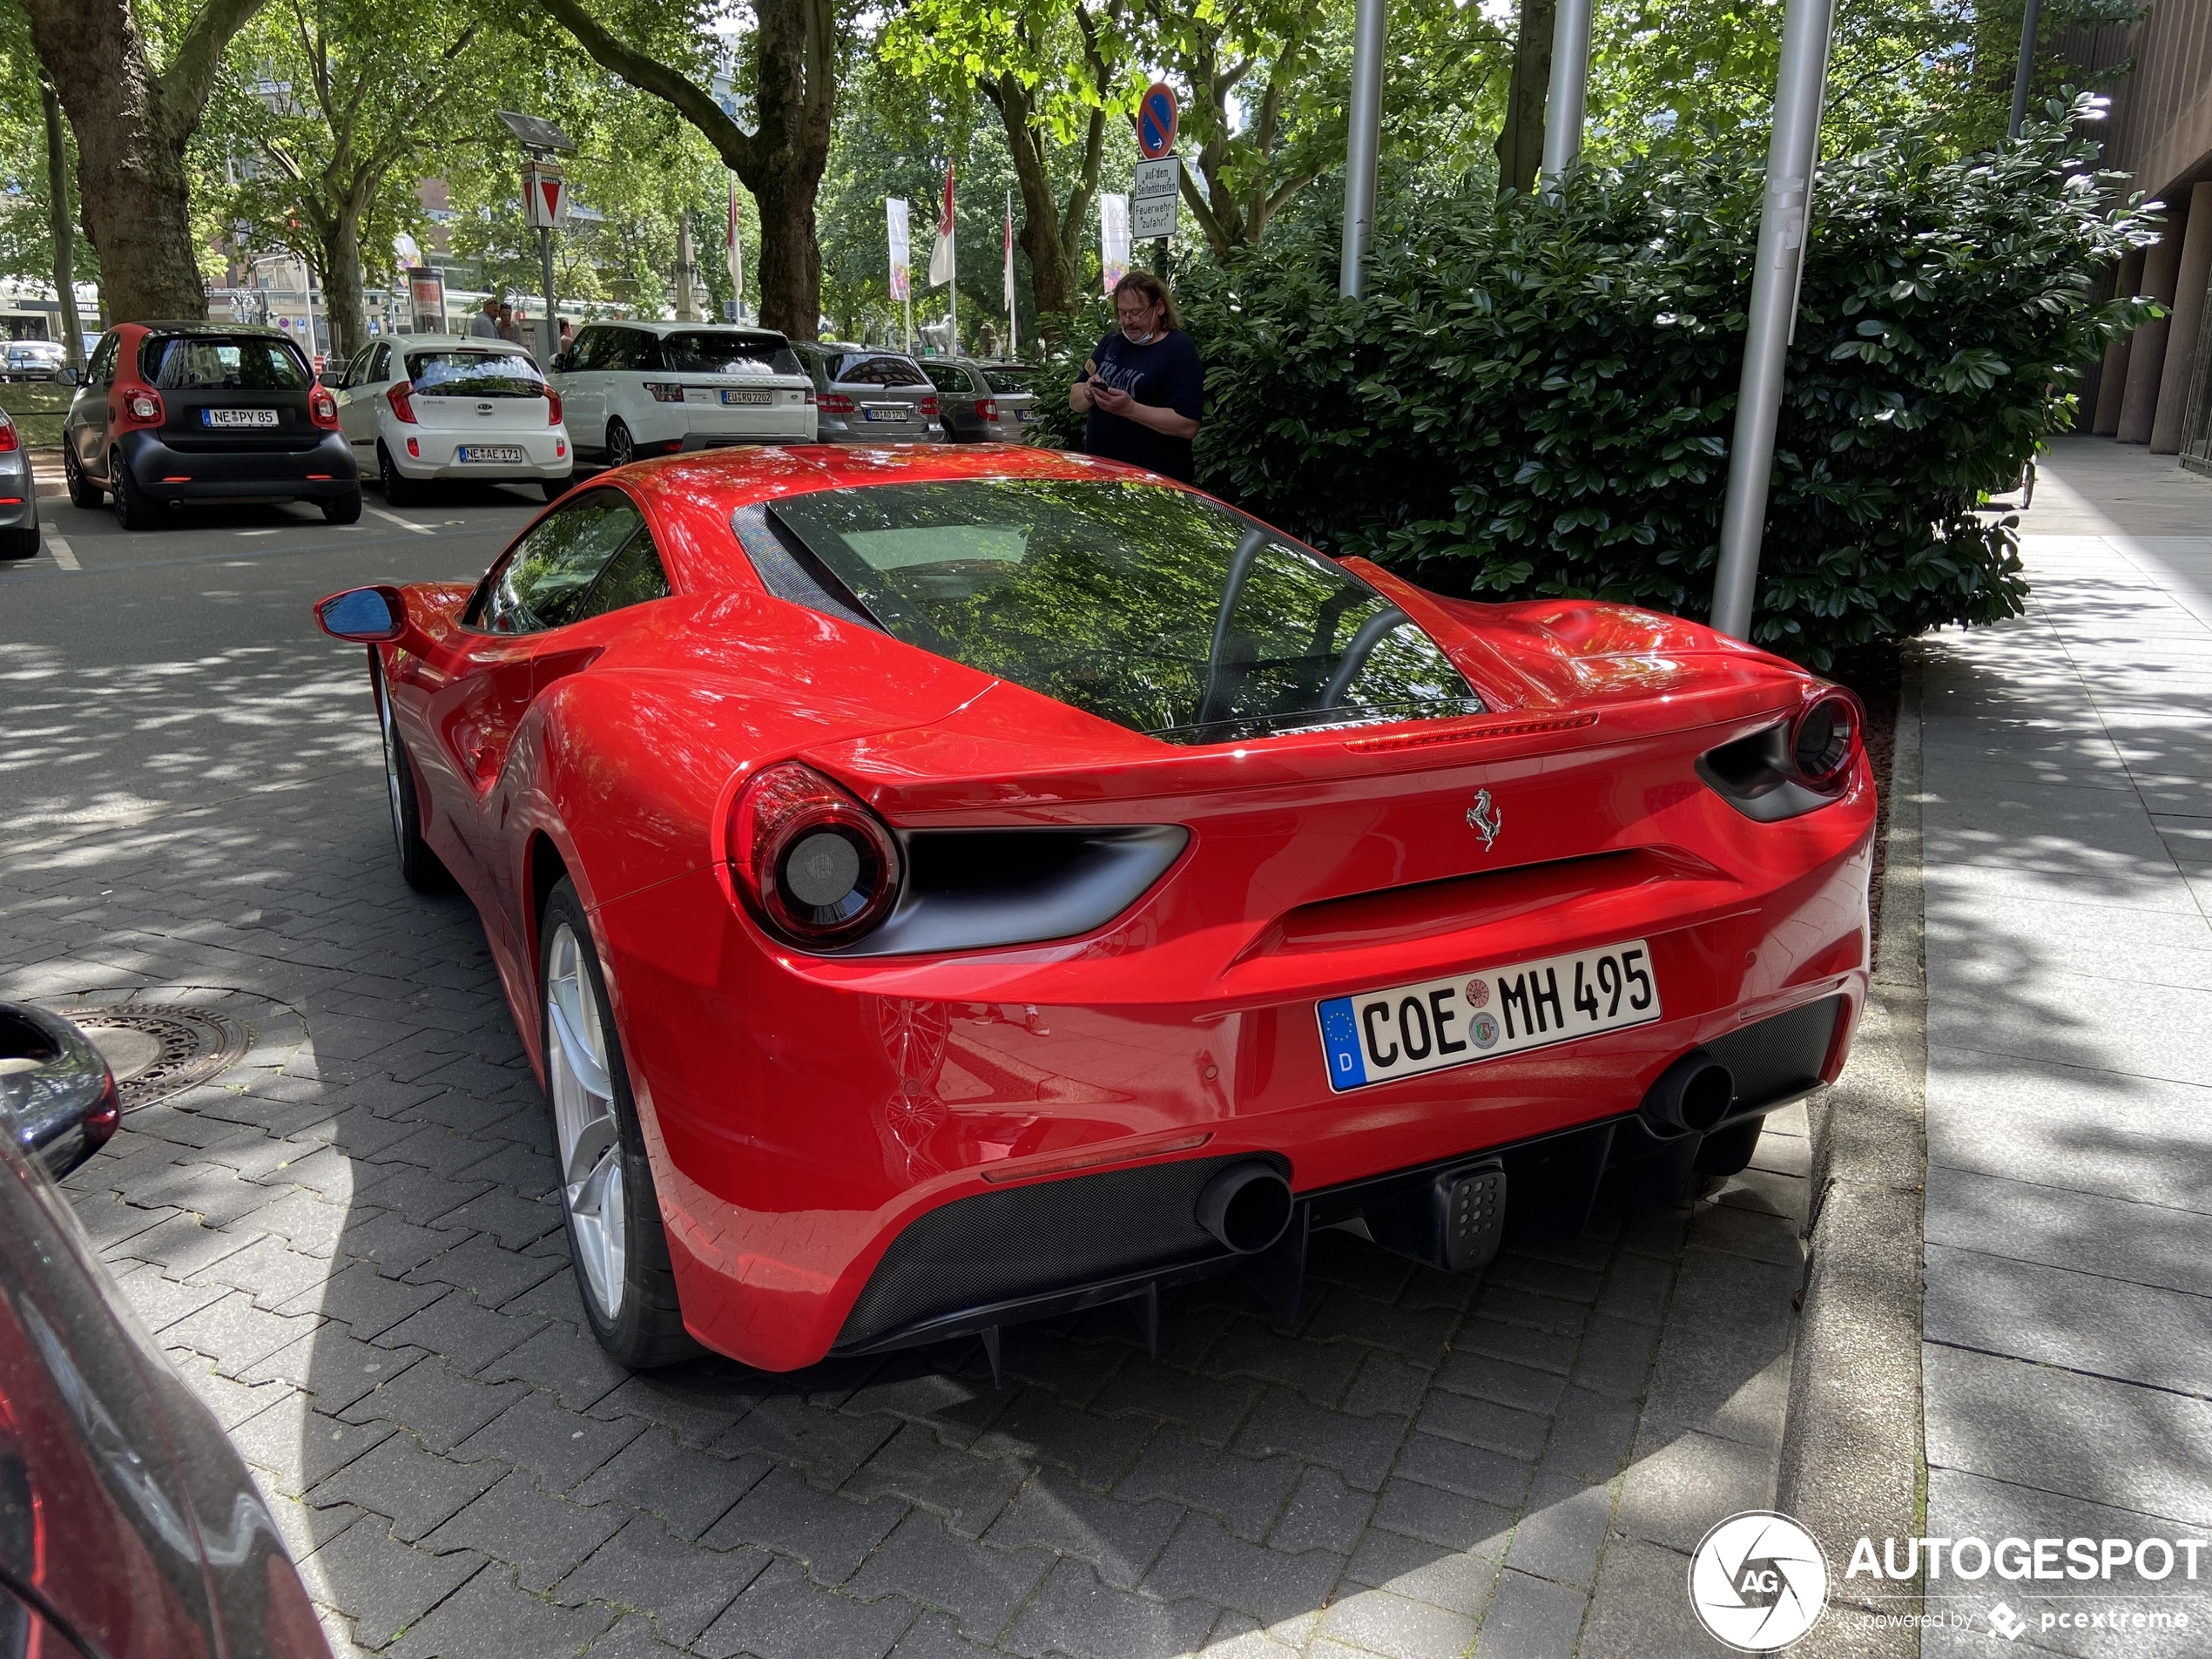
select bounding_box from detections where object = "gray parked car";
[0,403,39,559]
[917,357,1042,443]
[789,341,946,444]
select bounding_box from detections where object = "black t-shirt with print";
[1080,328,1204,482]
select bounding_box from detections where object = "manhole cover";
[71,1005,249,1110]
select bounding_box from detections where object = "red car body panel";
[349,444,1873,1372]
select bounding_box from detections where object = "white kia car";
[331,334,572,505]
[549,321,816,466]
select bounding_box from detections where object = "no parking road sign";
[1137,82,1178,160]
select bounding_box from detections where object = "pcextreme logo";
[1689,1511,1831,1651]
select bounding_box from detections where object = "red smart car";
[315,445,1873,1374]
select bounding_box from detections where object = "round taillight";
[1789,691,1862,788]
[729,761,901,947]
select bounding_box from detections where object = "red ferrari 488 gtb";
[315,445,1873,1374]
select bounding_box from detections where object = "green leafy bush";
[1032,98,2156,667]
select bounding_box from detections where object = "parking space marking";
[45,535,78,571]
[368,506,436,536]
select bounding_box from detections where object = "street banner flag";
[928,166,955,289]
[887,199,911,301]
[726,179,744,316]
[1101,194,1130,295]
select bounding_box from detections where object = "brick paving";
[3,509,1810,1656]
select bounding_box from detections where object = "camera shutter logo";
[1689,1511,1830,1651]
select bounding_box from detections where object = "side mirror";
[56,365,78,388]
[318,369,345,388]
[551,353,574,373]
[314,585,407,643]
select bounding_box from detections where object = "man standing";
[470,296,503,339]
[1069,272,1204,483]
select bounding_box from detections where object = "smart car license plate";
[201,408,278,428]
[720,388,772,406]
[456,445,523,463]
[1317,940,1661,1092]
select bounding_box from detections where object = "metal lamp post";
[1540,0,1595,198]
[1708,0,1836,641]
[2008,0,2045,139]
[1339,0,1387,296]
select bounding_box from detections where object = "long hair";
[1112,269,1181,333]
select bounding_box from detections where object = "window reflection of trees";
[773,481,1483,744]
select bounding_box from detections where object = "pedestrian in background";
[470,296,502,340]
[1069,271,1203,483]
[557,319,574,359]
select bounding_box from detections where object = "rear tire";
[377,442,422,509]
[1693,1118,1764,1178]
[605,420,635,469]
[322,488,363,524]
[64,444,102,509]
[111,455,158,531]
[376,660,455,894]
[0,527,37,560]
[539,878,698,1370]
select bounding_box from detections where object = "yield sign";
[523,163,568,228]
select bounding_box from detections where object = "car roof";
[389,334,535,351]
[597,320,793,341]
[138,320,292,340]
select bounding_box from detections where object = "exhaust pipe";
[1642,1050,1736,1135]
[1196,1162,1294,1255]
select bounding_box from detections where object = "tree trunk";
[752,162,823,338]
[1494,0,1554,198]
[40,82,85,368]
[23,0,268,323]
[322,209,368,365]
[988,74,1076,319]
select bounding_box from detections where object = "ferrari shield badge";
[1467,788,1503,852]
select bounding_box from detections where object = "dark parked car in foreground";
[0,1002,118,1179]
[0,1013,331,1658]
[62,322,362,529]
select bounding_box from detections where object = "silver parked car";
[917,357,1042,444]
[789,341,947,443]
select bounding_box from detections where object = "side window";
[369,343,393,383]
[87,334,118,385]
[575,529,671,622]
[340,346,372,389]
[570,327,600,370]
[632,332,664,373]
[475,493,647,635]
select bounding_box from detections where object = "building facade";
[2068,0,2212,472]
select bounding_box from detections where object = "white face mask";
[1118,312,1160,344]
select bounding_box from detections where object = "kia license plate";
[1317,940,1660,1092]
[202,408,279,428]
[456,445,524,464]
[720,388,772,406]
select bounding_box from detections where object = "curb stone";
[1776,644,1927,1657]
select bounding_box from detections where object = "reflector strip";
[980,1131,1213,1184]
[1345,712,1598,753]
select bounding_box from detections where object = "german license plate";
[1317,940,1660,1092]
[720,388,772,406]
[202,408,278,428]
[456,445,523,463]
[1015,409,1035,422]
[861,405,907,421]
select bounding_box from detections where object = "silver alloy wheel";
[376,672,406,854]
[545,921,627,1320]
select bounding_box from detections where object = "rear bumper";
[0,450,35,527]
[393,429,572,481]
[589,789,1872,1371]
[831,997,1840,1357]
[119,430,358,502]
[813,417,948,444]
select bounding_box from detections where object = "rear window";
[921,364,974,395]
[981,367,1035,394]
[659,331,802,377]
[144,336,308,391]
[834,354,927,388]
[406,350,545,398]
[762,479,1484,745]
